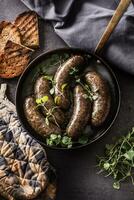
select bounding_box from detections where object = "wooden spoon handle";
[95,0,131,55]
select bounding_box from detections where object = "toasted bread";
[14,11,39,48]
[0,21,21,52]
[0,40,33,78]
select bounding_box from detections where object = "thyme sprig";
[97,128,134,189]
[44,75,55,95]
[35,95,59,127]
[76,79,93,101]
[69,67,93,101]
[45,106,60,127]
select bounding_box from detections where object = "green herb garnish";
[36,95,60,127]
[61,136,73,148]
[97,128,134,190]
[44,75,56,96]
[78,135,89,145]
[45,106,60,127]
[70,67,79,75]
[54,96,61,105]
[75,79,93,101]
[46,134,72,148]
[49,87,55,95]
[46,133,89,148]
[46,134,61,146]
[44,75,53,82]
[61,83,68,92]
[45,117,50,126]
[36,95,49,105]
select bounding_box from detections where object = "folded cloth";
[21,0,134,74]
[0,83,56,200]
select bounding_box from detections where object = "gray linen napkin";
[21,0,134,74]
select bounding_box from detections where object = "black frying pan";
[16,48,120,149]
[16,0,130,150]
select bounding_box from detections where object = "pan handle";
[94,0,131,55]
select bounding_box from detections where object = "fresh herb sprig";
[36,95,49,105]
[45,106,60,127]
[44,75,55,95]
[46,134,73,148]
[44,75,68,97]
[39,53,70,74]
[69,67,93,101]
[35,95,59,127]
[76,79,93,101]
[69,67,79,75]
[97,128,134,189]
[46,133,89,148]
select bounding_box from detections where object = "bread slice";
[0,21,21,52]
[14,11,39,48]
[0,40,33,78]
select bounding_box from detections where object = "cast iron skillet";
[16,48,120,149]
[16,0,130,149]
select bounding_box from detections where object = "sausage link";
[24,96,61,136]
[85,71,111,126]
[54,55,85,109]
[66,85,92,139]
[34,76,65,126]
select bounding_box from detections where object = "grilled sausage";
[85,71,111,126]
[34,76,65,126]
[66,85,92,139]
[24,96,61,136]
[54,55,85,109]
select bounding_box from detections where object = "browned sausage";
[34,76,65,126]
[66,85,92,139]
[85,71,111,126]
[24,96,61,136]
[54,55,85,109]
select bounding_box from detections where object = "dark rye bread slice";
[14,11,39,48]
[0,21,21,52]
[0,40,33,78]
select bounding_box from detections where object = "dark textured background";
[0,0,134,199]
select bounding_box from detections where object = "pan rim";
[16,47,121,150]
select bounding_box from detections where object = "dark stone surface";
[0,0,134,200]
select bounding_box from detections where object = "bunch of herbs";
[97,128,134,189]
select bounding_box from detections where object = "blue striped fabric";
[0,84,53,200]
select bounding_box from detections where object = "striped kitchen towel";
[0,83,56,200]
